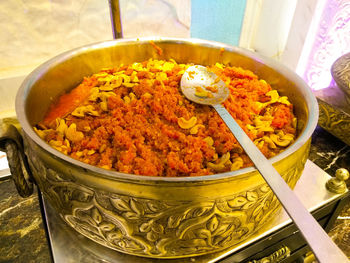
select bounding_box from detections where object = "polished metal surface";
[180,65,229,105]
[331,52,350,104]
[13,38,318,258]
[314,52,350,147]
[109,0,123,39]
[41,160,346,262]
[0,119,33,197]
[316,93,350,146]
[326,168,350,194]
[247,246,291,263]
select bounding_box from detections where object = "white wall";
[0,0,190,79]
[0,0,190,117]
[239,0,298,63]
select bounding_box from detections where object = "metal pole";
[108,0,123,39]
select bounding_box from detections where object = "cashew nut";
[254,138,265,149]
[132,62,145,71]
[123,95,131,104]
[120,74,130,83]
[97,75,114,85]
[100,101,108,111]
[99,92,116,111]
[156,72,168,82]
[56,118,68,135]
[142,92,153,99]
[99,80,118,91]
[130,71,139,83]
[278,96,291,106]
[256,90,280,110]
[162,62,175,71]
[207,152,231,172]
[34,127,53,140]
[266,90,279,102]
[190,124,205,135]
[207,162,226,172]
[129,92,137,101]
[49,139,62,147]
[203,136,214,146]
[65,123,84,142]
[177,116,197,129]
[215,63,224,69]
[251,116,274,134]
[94,72,108,78]
[49,139,70,155]
[257,126,274,133]
[262,136,276,149]
[99,144,107,153]
[231,157,244,171]
[220,152,230,164]
[89,87,100,101]
[72,105,99,117]
[270,132,294,147]
[87,150,95,155]
[123,83,136,88]
[113,75,124,87]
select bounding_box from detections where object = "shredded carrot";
[149,40,163,56]
[271,104,293,129]
[205,85,218,93]
[43,77,98,126]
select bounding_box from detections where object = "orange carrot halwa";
[34,59,297,177]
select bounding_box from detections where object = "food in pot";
[34,59,297,177]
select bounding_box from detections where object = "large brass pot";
[4,38,318,258]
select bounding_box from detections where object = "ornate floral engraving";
[25,141,308,258]
[318,99,350,146]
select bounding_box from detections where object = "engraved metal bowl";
[331,52,350,104]
[14,38,318,258]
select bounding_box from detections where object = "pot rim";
[16,37,318,183]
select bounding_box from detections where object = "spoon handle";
[213,104,349,263]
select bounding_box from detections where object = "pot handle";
[0,122,33,197]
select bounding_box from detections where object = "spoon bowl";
[181,65,229,105]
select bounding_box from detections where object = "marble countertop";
[1,125,349,263]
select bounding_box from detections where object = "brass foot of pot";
[326,168,349,194]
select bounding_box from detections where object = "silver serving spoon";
[181,65,349,263]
